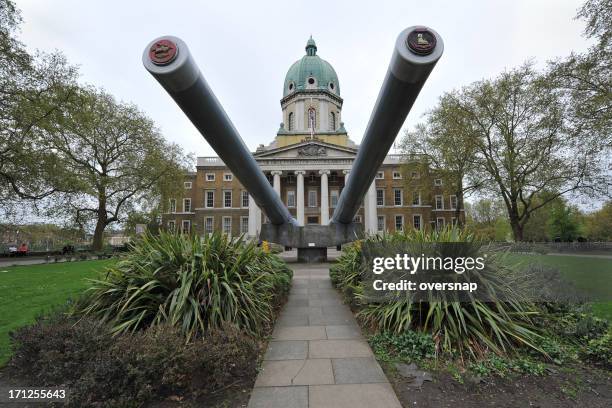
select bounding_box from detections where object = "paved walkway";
[248,257,402,408]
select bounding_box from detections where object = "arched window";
[288,112,294,131]
[329,112,336,131]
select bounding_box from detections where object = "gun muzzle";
[332,26,444,225]
[143,36,296,226]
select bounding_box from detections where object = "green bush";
[468,355,546,378]
[332,228,542,358]
[76,232,292,339]
[369,330,435,362]
[581,333,612,368]
[8,315,259,407]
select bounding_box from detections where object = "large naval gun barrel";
[332,26,443,225]
[143,36,295,226]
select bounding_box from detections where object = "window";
[206,173,215,181]
[169,199,176,213]
[354,215,362,223]
[412,191,421,206]
[287,174,295,184]
[287,190,296,207]
[181,220,191,234]
[288,112,294,131]
[329,111,336,130]
[413,215,422,230]
[450,195,458,210]
[376,189,385,206]
[434,178,442,186]
[308,190,317,207]
[241,191,249,208]
[204,217,214,234]
[394,189,403,206]
[240,216,249,234]
[377,215,385,232]
[307,216,319,224]
[435,195,444,210]
[309,172,316,182]
[224,173,233,182]
[308,77,315,85]
[436,217,445,231]
[224,190,232,208]
[184,181,192,189]
[395,215,404,231]
[183,198,192,213]
[376,171,384,179]
[330,173,337,182]
[330,190,339,207]
[168,220,175,232]
[222,216,232,235]
[205,190,214,208]
[393,171,402,179]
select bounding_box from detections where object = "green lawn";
[503,254,612,320]
[0,259,115,366]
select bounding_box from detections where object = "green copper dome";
[283,36,340,97]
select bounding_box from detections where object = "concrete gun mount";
[143,27,443,262]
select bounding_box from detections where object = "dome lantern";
[305,36,317,56]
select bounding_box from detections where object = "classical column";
[342,169,350,183]
[295,171,306,226]
[364,181,378,234]
[271,171,282,196]
[319,170,330,225]
[248,195,261,238]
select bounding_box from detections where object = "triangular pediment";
[254,140,357,159]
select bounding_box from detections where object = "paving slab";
[273,326,327,341]
[309,313,357,326]
[325,325,362,339]
[293,359,334,385]
[309,340,373,358]
[332,358,387,384]
[248,386,308,408]
[275,314,309,327]
[309,298,344,306]
[309,383,402,408]
[264,340,308,360]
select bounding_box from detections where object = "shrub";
[330,241,362,301]
[333,227,542,358]
[75,232,292,339]
[369,330,435,362]
[581,333,612,368]
[8,315,259,407]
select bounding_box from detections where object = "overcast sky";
[17,0,589,160]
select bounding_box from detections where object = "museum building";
[163,37,463,237]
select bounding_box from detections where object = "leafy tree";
[465,198,509,241]
[446,63,605,241]
[547,201,582,242]
[47,87,189,250]
[0,0,78,204]
[547,0,611,192]
[583,201,612,241]
[124,209,162,237]
[402,94,483,226]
